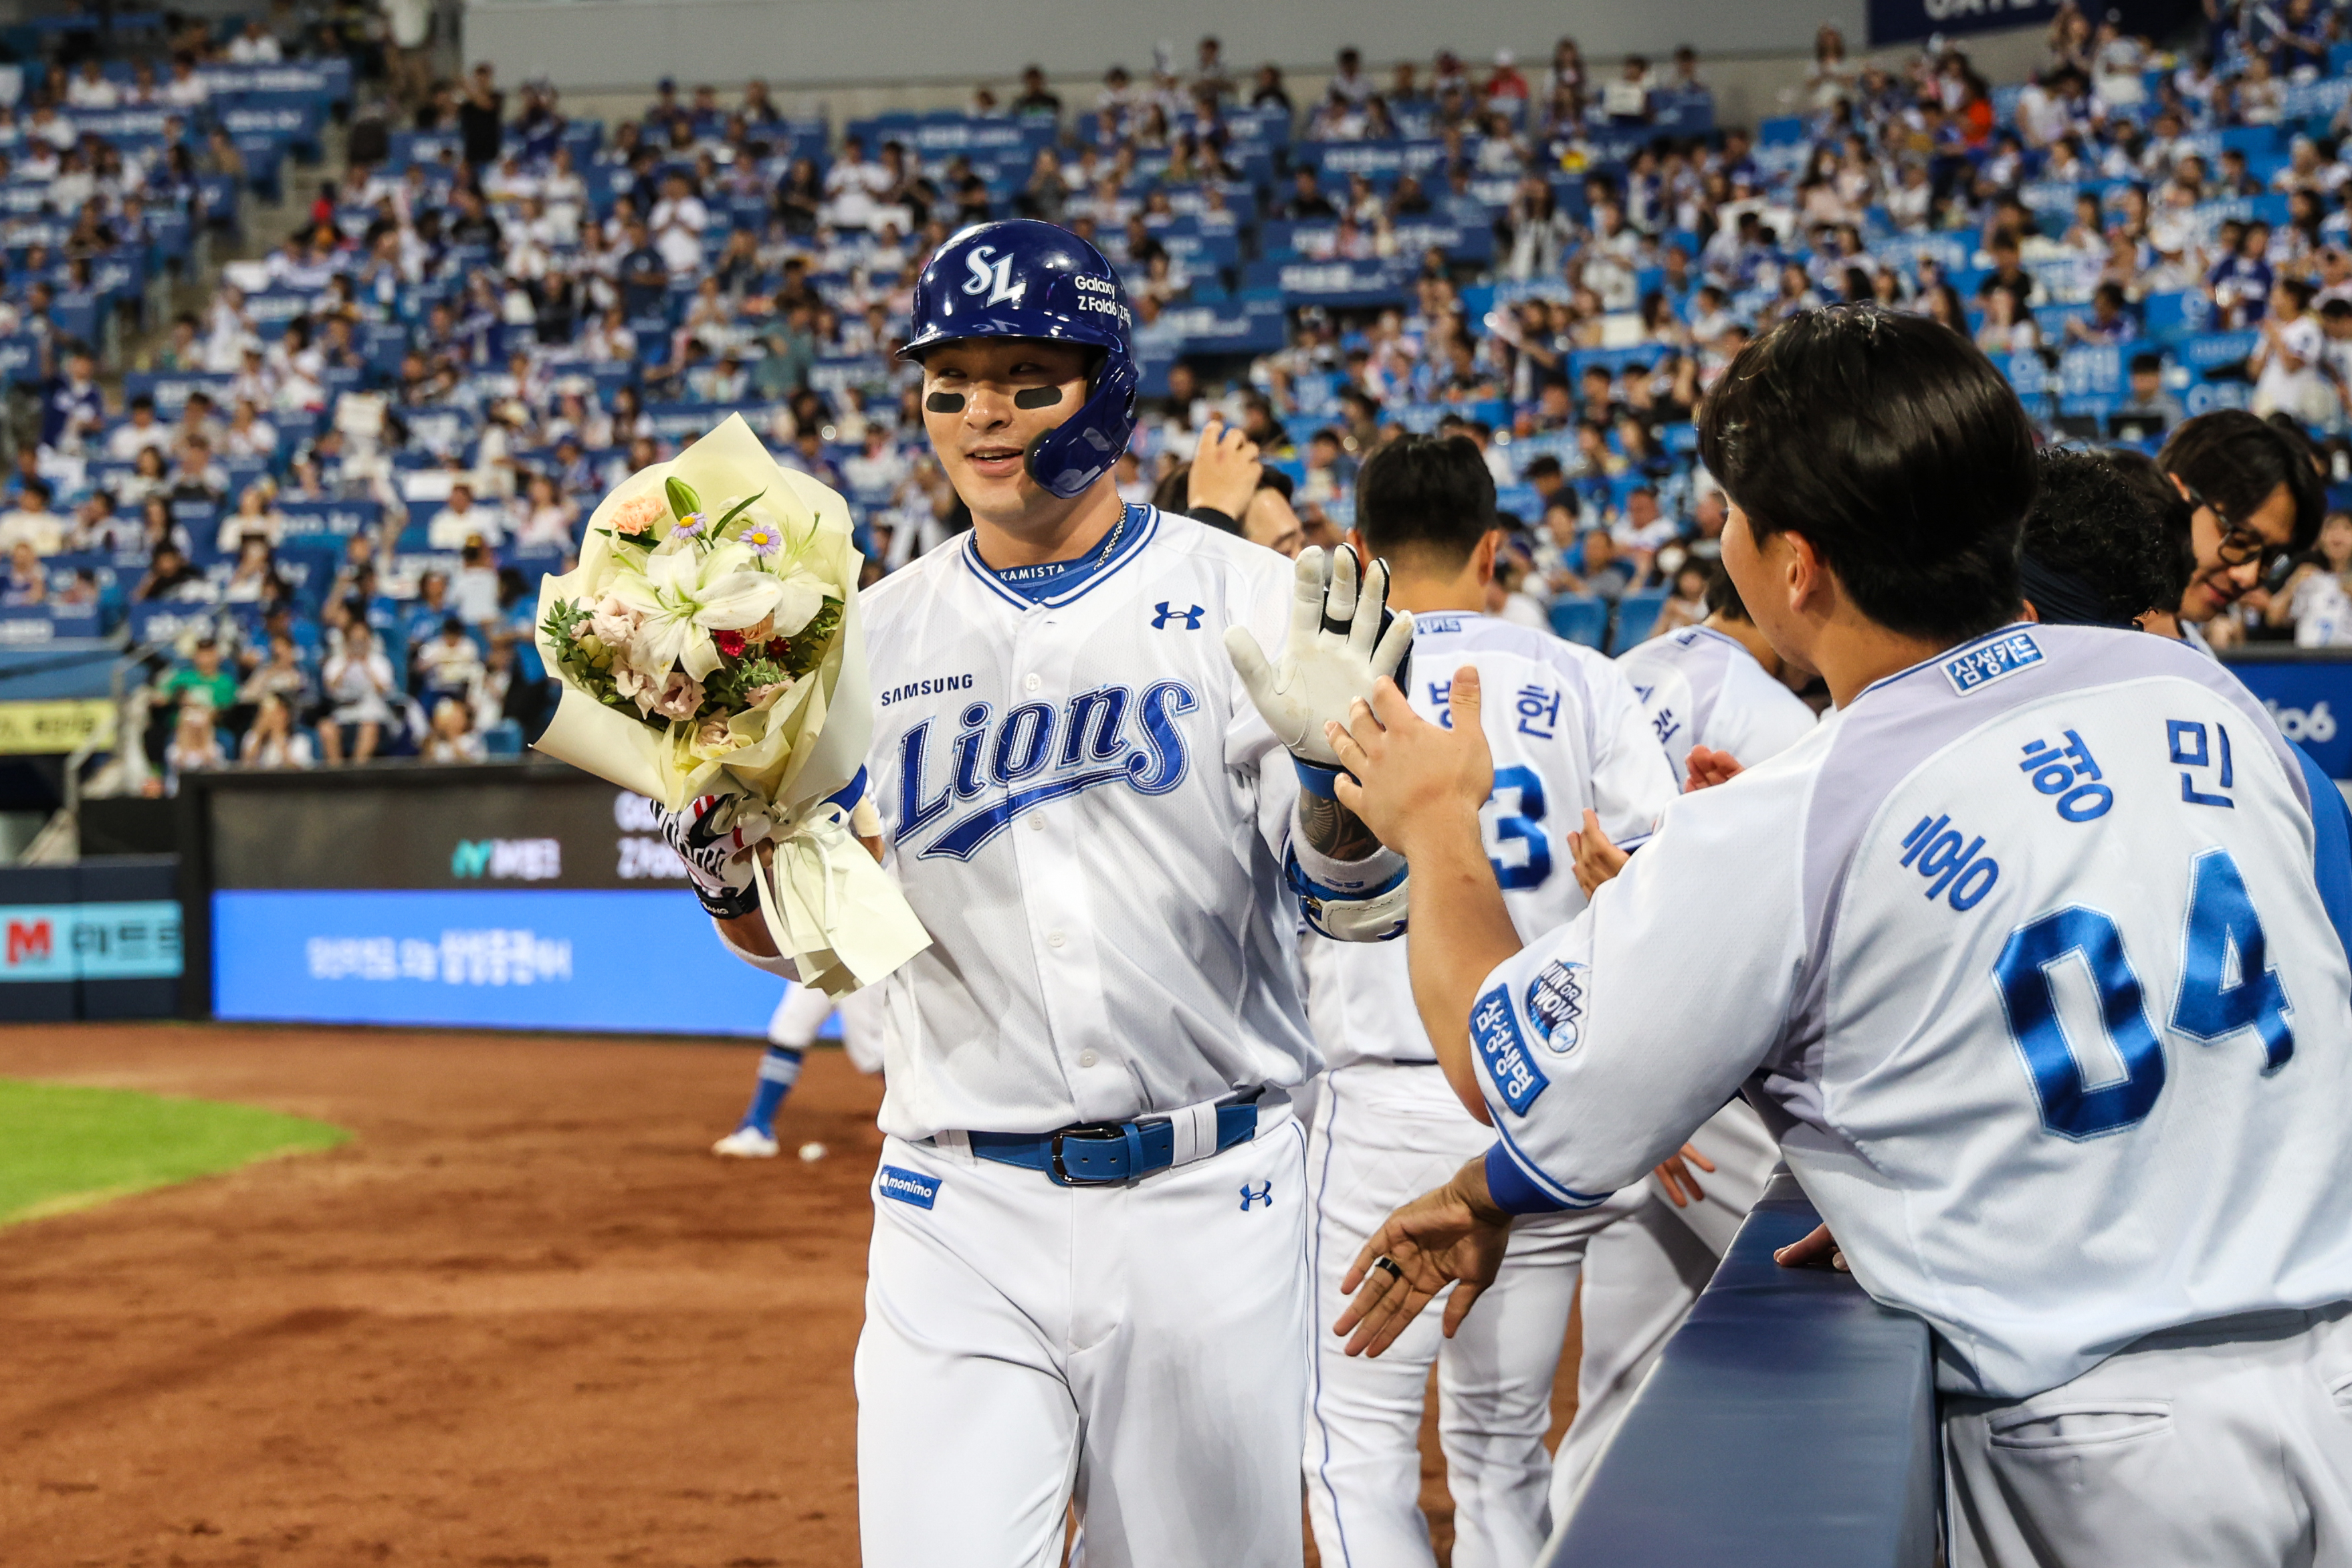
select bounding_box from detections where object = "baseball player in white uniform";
[1326,309,2352,1567]
[1297,435,1677,1567]
[661,221,1412,1568]
[1539,565,1820,1519]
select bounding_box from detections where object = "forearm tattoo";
[1300,788,1384,863]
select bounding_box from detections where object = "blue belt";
[966,1103,1260,1187]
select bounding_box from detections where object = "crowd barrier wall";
[1547,1172,1937,1568]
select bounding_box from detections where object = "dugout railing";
[1545,1172,1938,1568]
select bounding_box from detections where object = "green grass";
[0,1079,346,1226]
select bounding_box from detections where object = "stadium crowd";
[9,0,2352,786]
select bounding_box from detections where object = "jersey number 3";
[1992,847,2294,1140]
[1485,766,1551,890]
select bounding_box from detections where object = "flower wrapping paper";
[532,413,928,996]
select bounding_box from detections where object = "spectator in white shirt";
[107,395,173,463]
[162,54,209,108]
[842,425,912,500]
[0,480,68,556]
[514,472,578,550]
[64,60,120,110]
[821,137,892,229]
[222,399,280,460]
[226,21,283,63]
[427,483,504,550]
[1610,484,1684,584]
[2254,277,2331,424]
[419,697,487,763]
[215,481,290,554]
[647,171,709,273]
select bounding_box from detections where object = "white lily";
[608,541,786,679]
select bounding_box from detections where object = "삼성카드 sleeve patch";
[1471,982,1549,1115]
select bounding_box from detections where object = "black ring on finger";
[1371,1254,1402,1282]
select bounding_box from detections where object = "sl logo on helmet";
[961,245,1028,308]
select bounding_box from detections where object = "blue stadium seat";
[1549,596,1608,649]
[1612,590,1670,653]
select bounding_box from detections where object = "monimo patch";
[1943,632,2044,696]
[877,1165,940,1210]
[1471,984,1549,1115]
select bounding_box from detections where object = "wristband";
[1293,755,1350,799]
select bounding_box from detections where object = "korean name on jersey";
[1615,624,1818,791]
[1471,625,2352,1399]
[1304,612,1677,1071]
[857,507,1320,1143]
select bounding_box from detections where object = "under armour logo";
[1239,1181,1273,1211]
[1152,602,1204,631]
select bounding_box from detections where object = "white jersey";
[1614,623,1818,788]
[1303,612,1676,1069]
[851,507,1315,1142]
[1471,624,2352,1398]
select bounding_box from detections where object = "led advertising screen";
[204,766,798,1034]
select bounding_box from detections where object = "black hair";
[1695,305,2038,643]
[2019,449,2183,627]
[1354,433,1497,567]
[2159,409,2325,552]
[1701,559,1750,621]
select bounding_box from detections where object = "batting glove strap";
[1285,849,1410,943]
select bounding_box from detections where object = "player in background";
[710,984,886,1158]
[1530,562,1820,1523]
[1329,308,2352,1567]
[661,221,1410,1568]
[1297,435,1677,1567]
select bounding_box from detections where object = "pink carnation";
[695,718,733,749]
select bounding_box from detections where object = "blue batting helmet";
[899,220,1140,499]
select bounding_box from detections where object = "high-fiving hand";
[1333,1160,1515,1357]
[1321,665,1494,859]
[1224,546,1414,772]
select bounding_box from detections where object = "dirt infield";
[0,1024,1570,1566]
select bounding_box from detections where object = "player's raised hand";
[1568,807,1630,895]
[1684,746,1746,791]
[1224,546,1414,767]
[1324,664,1492,859]
[1186,415,1263,519]
[1335,1157,1513,1357]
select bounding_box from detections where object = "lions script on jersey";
[1473,623,2352,1399]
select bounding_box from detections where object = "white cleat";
[712,1127,781,1159]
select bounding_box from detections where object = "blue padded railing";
[1546,1172,1937,1568]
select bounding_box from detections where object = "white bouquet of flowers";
[531,413,928,996]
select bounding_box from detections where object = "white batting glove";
[655,792,774,919]
[1224,546,1414,780]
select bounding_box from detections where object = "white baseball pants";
[856,1112,1310,1568]
[1303,1060,1640,1568]
[766,982,886,1074]
[1944,1301,2352,1567]
[1545,1099,1779,1528]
